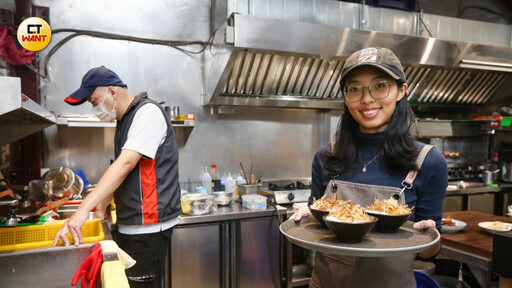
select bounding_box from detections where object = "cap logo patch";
[354,48,381,63]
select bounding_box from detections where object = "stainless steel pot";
[42,167,83,200]
[482,169,500,185]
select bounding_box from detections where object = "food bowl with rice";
[364,196,412,233]
[309,195,351,228]
[322,204,377,243]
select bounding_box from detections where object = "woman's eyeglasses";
[343,79,396,103]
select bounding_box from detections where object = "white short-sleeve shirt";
[122,103,167,159]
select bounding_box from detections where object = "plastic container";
[0,219,104,253]
[225,173,237,196]
[241,194,267,210]
[74,169,90,187]
[195,186,207,194]
[211,164,217,191]
[238,184,261,201]
[201,166,212,194]
[211,164,217,179]
[414,271,441,288]
[235,171,246,199]
[502,116,512,127]
[181,193,215,215]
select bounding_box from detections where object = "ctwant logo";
[17,17,52,51]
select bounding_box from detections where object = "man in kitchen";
[53,66,181,288]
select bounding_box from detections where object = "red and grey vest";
[114,92,181,225]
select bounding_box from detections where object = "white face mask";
[92,90,117,122]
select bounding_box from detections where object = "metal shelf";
[0,77,56,146]
[56,115,116,127]
[56,116,195,129]
[493,126,512,132]
[171,120,195,128]
[56,116,195,146]
[57,118,116,127]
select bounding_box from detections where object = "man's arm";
[53,149,142,246]
[93,194,113,220]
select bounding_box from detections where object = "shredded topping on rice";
[365,196,413,215]
[327,204,372,223]
[311,194,351,211]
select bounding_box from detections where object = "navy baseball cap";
[64,66,127,105]
[339,47,406,88]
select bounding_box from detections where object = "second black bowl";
[365,211,411,233]
[323,215,378,243]
[310,207,329,228]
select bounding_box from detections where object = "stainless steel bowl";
[213,191,234,198]
[42,167,83,200]
[215,197,232,206]
[213,191,234,206]
[57,204,80,219]
[82,184,96,199]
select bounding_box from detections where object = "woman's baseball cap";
[339,47,406,87]
[64,66,127,105]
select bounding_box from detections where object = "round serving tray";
[280,216,440,257]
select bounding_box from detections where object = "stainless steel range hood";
[204,14,512,110]
[0,77,56,146]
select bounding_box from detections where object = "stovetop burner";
[266,180,311,191]
[296,181,311,190]
[261,179,312,204]
[268,182,296,191]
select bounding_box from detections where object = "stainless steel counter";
[108,201,287,231]
[445,183,512,197]
[177,201,287,225]
[169,201,285,288]
[445,183,512,215]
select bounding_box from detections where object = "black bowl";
[322,215,378,243]
[310,207,329,228]
[365,210,411,233]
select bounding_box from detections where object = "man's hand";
[292,206,311,222]
[53,208,89,246]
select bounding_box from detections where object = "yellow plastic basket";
[0,219,104,253]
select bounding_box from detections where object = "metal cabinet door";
[237,216,280,288]
[171,223,222,288]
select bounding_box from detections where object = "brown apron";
[309,145,433,288]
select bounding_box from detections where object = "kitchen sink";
[0,244,95,288]
[0,221,111,288]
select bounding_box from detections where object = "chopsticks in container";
[240,162,249,184]
[240,163,261,184]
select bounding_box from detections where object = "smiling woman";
[293,47,447,288]
[324,48,419,176]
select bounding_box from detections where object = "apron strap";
[402,145,434,188]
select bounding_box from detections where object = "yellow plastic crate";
[0,219,104,253]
